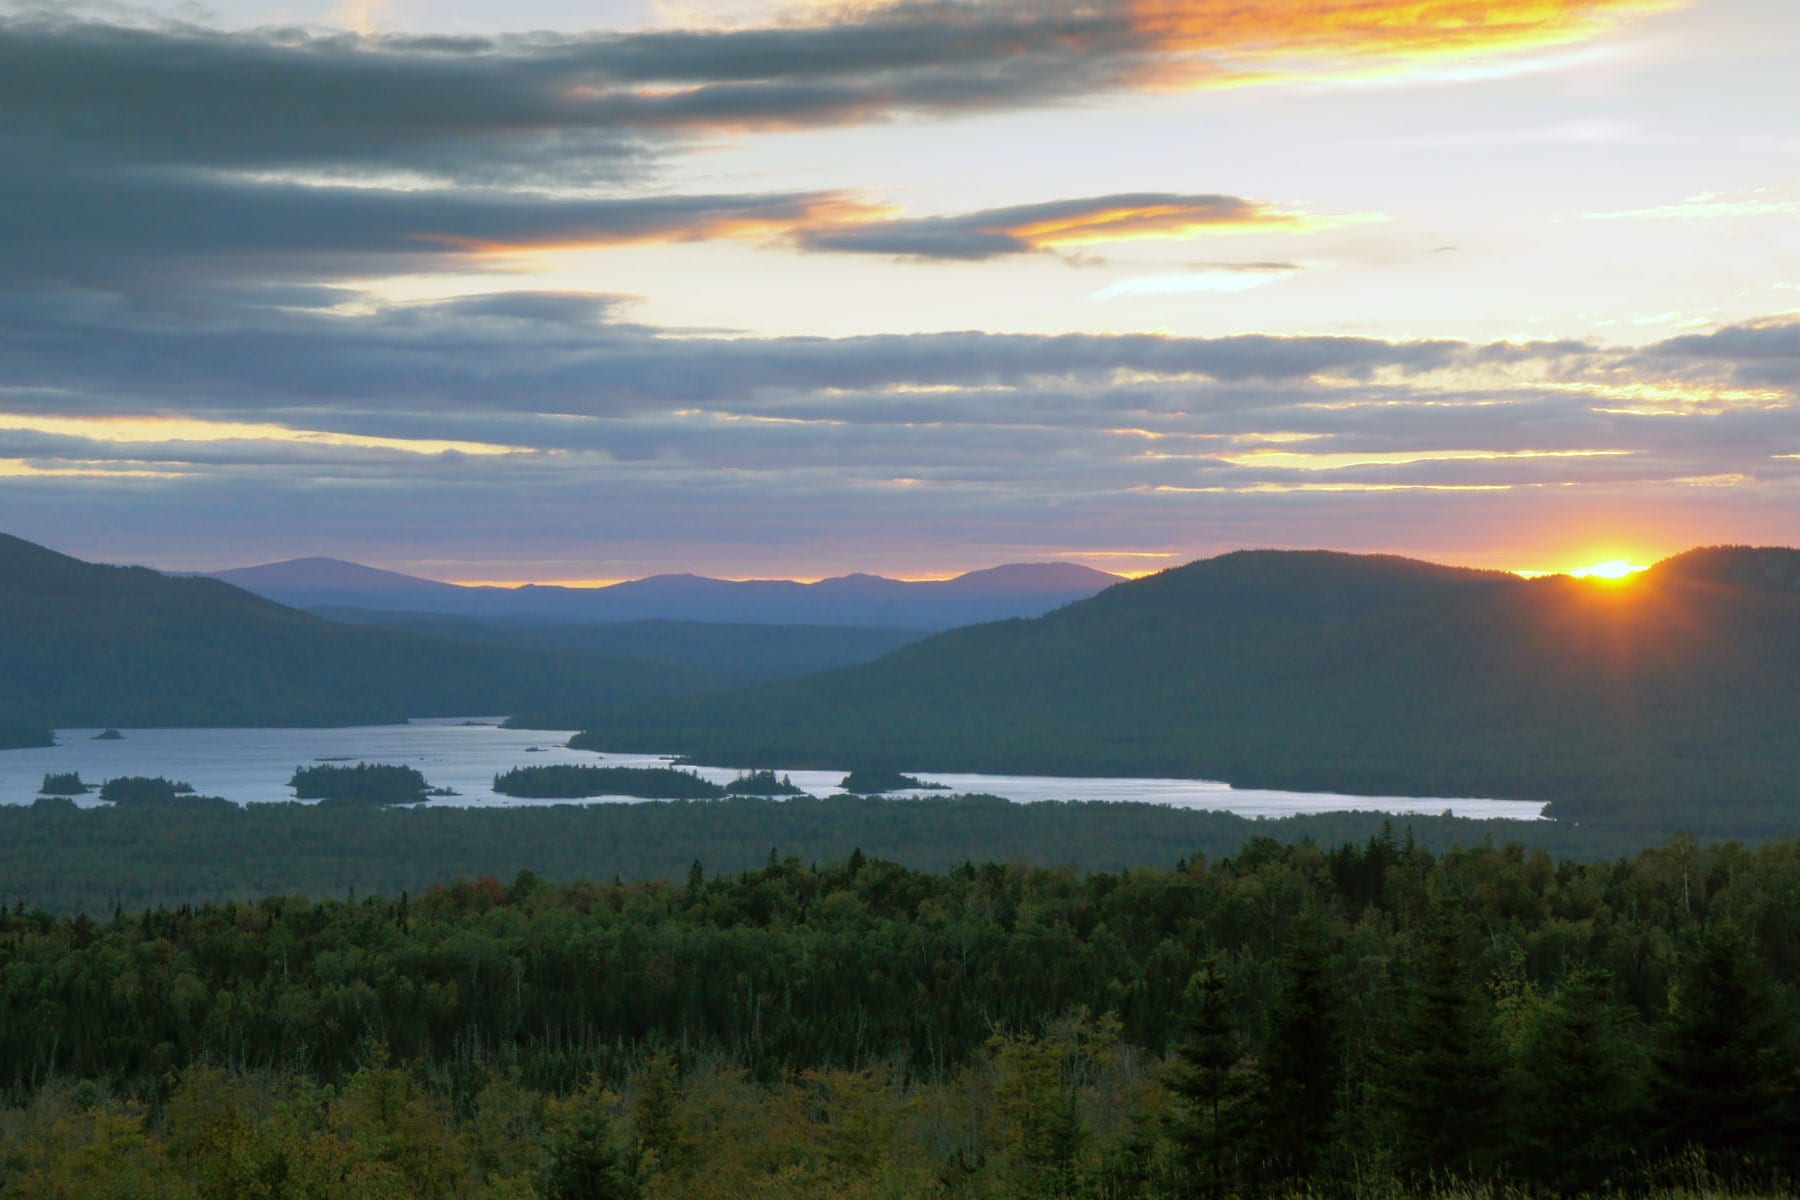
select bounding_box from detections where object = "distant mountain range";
[0,533,727,737]
[206,558,1122,629]
[553,546,1800,839]
[0,534,918,739]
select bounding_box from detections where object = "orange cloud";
[416,195,893,257]
[1004,198,1309,248]
[403,190,1339,264]
[1126,0,1684,84]
[795,192,1352,260]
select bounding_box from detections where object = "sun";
[1567,558,1649,582]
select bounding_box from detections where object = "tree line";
[2,832,1797,1196]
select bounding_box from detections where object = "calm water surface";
[0,719,1546,820]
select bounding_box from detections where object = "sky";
[1,0,1796,582]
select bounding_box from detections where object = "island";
[837,768,949,795]
[722,770,808,797]
[492,765,726,800]
[92,729,125,740]
[99,776,198,803]
[38,772,91,796]
[289,763,439,806]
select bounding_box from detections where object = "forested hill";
[565,546,1800,838]
[0,533,710,729]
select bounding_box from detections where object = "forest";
[289,764,437,806]
[2,834,1796,1197]
[542,549,1800,843]
[491,766,727,801]
[0,793,1643,916]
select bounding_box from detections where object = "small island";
[99,776,197,803]
[39,772,91,796]
[290,763,436,806]
[0,719,55,751]
[92,728,125,740]
[492,765,726,800]
[837,768,949,795]
[722,770,807,797]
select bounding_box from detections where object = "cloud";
[0,287,1474,414]
[793,194,1338,261]
[1640,316,1800,386]
[4,299,1792,579]
[0,160,1351,294]
[1,2,1680,184]
[0,167,883,289]
[1581,190,1800,222]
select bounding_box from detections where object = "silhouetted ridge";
[204,554,1121,627]
[0,533,708,728]
[1074,548,1512,624]
[572,546,1800,838]
[1647,545,1800,591]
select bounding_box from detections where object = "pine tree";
[633,1052,685,1178]
[1165,959,1242,1200]
[543,1090,640,1200]
[1248,911,1343,1188]
[1652,924,1800,1177]
[1506,965,1647,1193]
[1379,895,1505,1181]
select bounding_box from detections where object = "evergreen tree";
[1247,910,1343,1188]
[543,1090,640,1200]
[1379,895,1505,1181]
[1505,965,1647,1193]
[1165,959,1242,1200]
[632,1053,685,1178]
[1651,924,1800,1177]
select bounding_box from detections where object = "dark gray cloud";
[1641,319,1800,386]
[0,288,1470,414]
[0,164,858,288]
[0,9,1148,183]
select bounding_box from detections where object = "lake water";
[0,718,1547,820]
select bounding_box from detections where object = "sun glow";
[1568,558,1649,581]
[1512,557,1652,582]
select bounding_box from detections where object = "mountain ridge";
[555,544,1800,838]
[203,557,1122,627]
[0,533,713,731]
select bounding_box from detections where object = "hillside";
[0,534,711,729]
[565,547,1800,838]
[209,557,1121,628]
[306,610,926,689]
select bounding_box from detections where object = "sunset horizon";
[2,0,1794,581]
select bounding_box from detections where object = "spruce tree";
[1379,895,1505,1181]
[1506,965,1647,1193]
[1651,924,1800,1177]
[1248,911,1343,1188]
[1165,959,1242,1200]
[544,1092,640,1200]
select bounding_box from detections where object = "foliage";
[1650,924,1800,1176]
[0,532,708,730]
[320,612,926,694]
[568,548,1800,840]
[491,766,726,800]
[289,763,433,806]
[0,717,53,752]
[3,834,1799,1196]
[98,776,197,803]
[0,793,1651,916]
[721,770,805,796]
[836,769,946,794]
[37,773,89,796]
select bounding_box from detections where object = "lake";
[0,718,1547,819]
